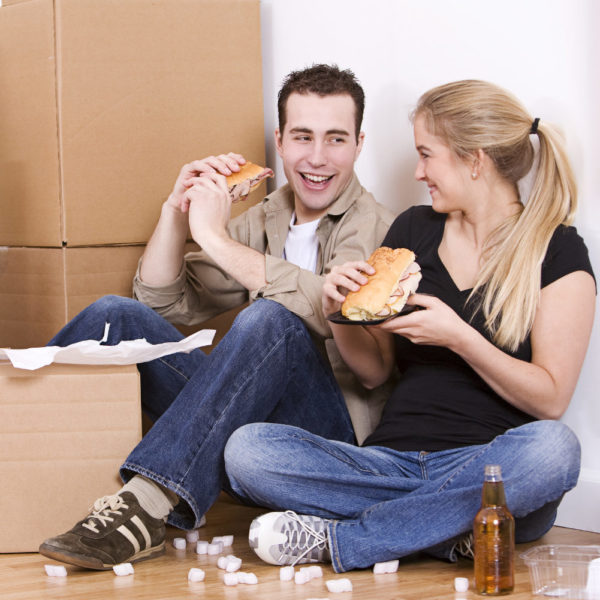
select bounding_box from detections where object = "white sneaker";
[248,510,331,566]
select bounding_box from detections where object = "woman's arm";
[384,271,595,419]
[322,262,396,389]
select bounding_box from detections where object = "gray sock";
[121,475,178,520]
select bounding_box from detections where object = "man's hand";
[185,172,233,245]
[167,153,246,214]
[322,260,374,317]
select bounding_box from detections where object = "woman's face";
[413,114,473,213]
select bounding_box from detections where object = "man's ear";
[354,131,365,161]
[275,128,283,157]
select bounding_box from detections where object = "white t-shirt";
[283,213,320,273]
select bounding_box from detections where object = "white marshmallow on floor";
[326,578,353,593]
[225,556,242,572]
[113,563,134,576]
[238,572,258,585]
[211,535,234,546]
[44,564,67,577]
[454,576,469,592]
[207,541,223,555]
[373,559,399,574]
[196,540,209,554]
[188,567,205,582]
[280,566,295,581]
[172,537,186,550]
[186,529,200,544]
[295,570,310,585]
[303,565,323,579]
[223,572,239,586]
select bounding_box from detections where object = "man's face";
[276,92,364,224]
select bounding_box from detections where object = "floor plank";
[2,494,599,599]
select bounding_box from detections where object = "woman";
[224,80,596,573]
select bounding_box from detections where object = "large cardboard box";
[0,245,241,349]
[0,363,141,552]
[0,0,265,247]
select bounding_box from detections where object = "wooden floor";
[2,494,599,600]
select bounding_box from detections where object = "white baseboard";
[555,468,600,533]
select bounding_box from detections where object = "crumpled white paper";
[0,323,215,370]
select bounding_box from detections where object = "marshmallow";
[186,530,200,544]
[207,541,223,555]
[188,568,205,582]
[212,535,234,546]
[238,572,258,585]
[199,515,207,527]
[44,564,67,577]
[295,570,310,585]
[454,576,469,593]
[280,566,295,581]
[326,578,353,593]
[173,537,186,550]
[225,556,242,572]
[306,565,323,579]
[217,556,229,570]
[373,559,399,574]
[113,563,135,576]
[195,540,209,554]
[223,572,239,586]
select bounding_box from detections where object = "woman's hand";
[379,292,472,351]
[322,260,374,317]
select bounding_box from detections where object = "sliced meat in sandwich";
[226,162,274,202]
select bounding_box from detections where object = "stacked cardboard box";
[0,0,266,348]
[0,364,141,552]
[0,0,265,552]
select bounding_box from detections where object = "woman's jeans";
[49,295,355,530]
[225,420,581,572]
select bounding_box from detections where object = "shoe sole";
[39,541,166,571]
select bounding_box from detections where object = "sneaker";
[452,532,475,560]
[249,510,331,566]
[38,492,166,570]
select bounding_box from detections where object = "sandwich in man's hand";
[226,162,274,202]
[341,247,422,321]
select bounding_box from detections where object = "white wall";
[260,0,600,531]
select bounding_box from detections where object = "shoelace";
[454,533,474,559]
[283,510,328,566]
[81,494,128,533]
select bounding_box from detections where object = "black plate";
[326,303,420,325]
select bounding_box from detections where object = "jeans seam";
[174,320,304,490]
[155,356,193,382]
[295,433,385,476]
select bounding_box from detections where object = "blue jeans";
[224,420,581,572]
[49,296,355,530]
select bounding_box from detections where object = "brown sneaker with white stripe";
[38,492,165,570]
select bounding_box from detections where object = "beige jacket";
[133,174,397,443]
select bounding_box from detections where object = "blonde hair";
[413,80,577,350]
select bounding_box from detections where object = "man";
[39,64,395,570]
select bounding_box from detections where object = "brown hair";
[277,64,365,142]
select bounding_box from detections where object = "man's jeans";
[49,295,355,529]
[225,420,581,572]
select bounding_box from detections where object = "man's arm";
[140,154,246,286]
[184,172,268,291]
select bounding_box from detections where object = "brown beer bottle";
[474,464,515,595]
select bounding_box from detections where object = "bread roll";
[226,162,273,202]
[341,247,421,321]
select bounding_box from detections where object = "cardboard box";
[0,363,141,552]
[0,245,242,349]
[0,0,265,247]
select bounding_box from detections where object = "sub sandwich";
[341,247,422,321]
[226,162,274,202]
